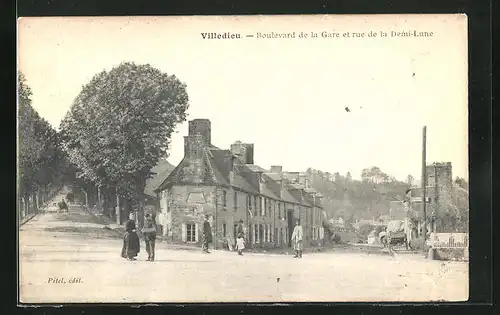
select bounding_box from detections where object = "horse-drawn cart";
[379,220,411,251]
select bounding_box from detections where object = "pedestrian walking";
[291,219,303,258]
[202,215,212,253]
[121,219,140,261]
[58,198,68,212]
[142,212,157,262]
[236,233,245,256]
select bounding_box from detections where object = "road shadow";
[22,258,213,263]
[148,259,212,263]
[43,226,122,239]
[44,213,105,225]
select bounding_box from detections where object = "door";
[287,210,294,248]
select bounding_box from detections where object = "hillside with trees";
[307,166,410,222]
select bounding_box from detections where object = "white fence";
[430,232,468,249]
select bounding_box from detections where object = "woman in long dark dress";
[121,219,140,260]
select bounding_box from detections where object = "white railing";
[430,232,468,249]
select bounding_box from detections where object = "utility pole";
[421,126,427,243]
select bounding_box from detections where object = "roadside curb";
[19,212,37,227]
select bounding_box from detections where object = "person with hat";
[291,219,304,258]
[142,212,157,261]
[202,215,213,253]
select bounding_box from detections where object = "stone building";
[402,162,455,234]
[153,118,323,249]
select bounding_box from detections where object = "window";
[259,224,263,244]
[254,224,259,243]
[263,199,267,216]
[222,223,227,237]
[254,196,258,217]
[269,224,272,243]
[234,192,238,211]
[223,190,227,208]
[269,200,272,218]
[187,223,196,243]
[248,194,252,210]
[278,203,282,219]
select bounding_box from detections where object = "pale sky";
[17,15,468,182]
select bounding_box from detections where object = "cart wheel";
[380,236,387,247]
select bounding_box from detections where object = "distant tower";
[426,162,453,230]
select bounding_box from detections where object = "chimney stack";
[270,165,283,175]
[230,141,254,164]
[188,119,211,146]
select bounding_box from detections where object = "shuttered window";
[187,223,196,243]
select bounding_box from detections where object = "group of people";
[121,212,157,261]
[120,213,305,261]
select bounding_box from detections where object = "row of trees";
[18,73,65,220]
[59,62,189,224]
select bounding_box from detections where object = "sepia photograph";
[17,14,469,303]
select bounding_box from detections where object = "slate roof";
[260,184,280,200]
[154,143,315,208]
[144,159,175,197]
[244,164,269,172]
[281,188,301,204]
[264,173,282,181]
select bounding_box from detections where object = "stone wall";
[164,184,291,249]
[168,185,217,243]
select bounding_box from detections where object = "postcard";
[17,14,468,303]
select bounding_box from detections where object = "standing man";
[142,212,157,262]
[202,215,213,253]
[291,219,303,258]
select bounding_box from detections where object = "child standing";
[121,219,140,261]
[236,233,245,256]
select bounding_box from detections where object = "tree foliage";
[18,72,61,197]
[361,166,391,184]
[308,167,408,222]
[59,62,189,202]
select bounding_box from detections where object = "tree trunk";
[24,194,30,216]
[137,198,144,229]
[97,185,101,209]
[115,187,120,225]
